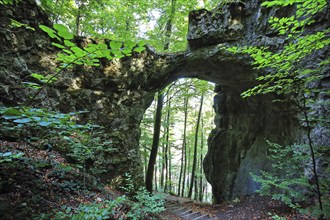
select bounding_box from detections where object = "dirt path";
[161,195,215,220]
[161,195,316,220]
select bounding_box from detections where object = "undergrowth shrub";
[0,106,110,175]
[52,196,125,220]
[251,140,330,218]
[121,173,166,219]
[50,184,165,220]
[127,187,165,219]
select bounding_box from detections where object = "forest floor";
[0,140,129,219]
[161,195,317,220]
[0,140,318,220]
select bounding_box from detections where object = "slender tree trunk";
[161,131,166,189]
[158,0,176,193]
[164,0,176,50]
[143,132,150,177]
[199,118,204,202]
[145,93,164,192]
[178,148,183,195]
[76,9,81,36]
[181,96,188,197]
[296,94,323,211]
[158,142,163,189]
[186,144,191,196]
[169,140,172,192]
[194,159,199,200]
[188,93,204,198]
[164,120,168,192]
[75,0,83,36]
[164,98,172,192]
[154,161,158,191]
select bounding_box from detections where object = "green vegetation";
[53,197,125,220]
[0,0,14,4]
[252,142,310,210]
[251,141,330,218]
[52,186,165,220]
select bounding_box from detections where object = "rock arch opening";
[140,78,215,203]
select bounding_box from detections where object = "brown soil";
[162,194,318,220]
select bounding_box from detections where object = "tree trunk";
[186,143,191,196]
[164,98,171,192]
[145,92,164,192]
[161,130,166,189]
[180,96,188,197]
[168,138,172,192]
[199,118,204,202]
[188,93,204,198]
[296,94,323,211]
[154,161,158,191]
[164,0,176,50]
[75,0,83,36]
[194,175,198,200]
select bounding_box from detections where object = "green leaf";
[125,40,136,48]
[110,41,122,50]
[31,73,45,80]
[52,42,65,49]
[32,116,41,121]
[39,25,60,41]
[137,40,146,47]
[3,108,22,116]
[0,0,14,4]
[3,152,12,157]
[39,25,55,34]
[122,49,132,55]
[22,82,41,89]
[10,19,35,30]
[70,46,86,56]
[111,51,122,57]
[98,43,108,50]
[53,24,74,40]
[63,49,73,55]
[64,40,75,47]
[13,118,31,124]
[134,47,145,52]
[58,31,74,40]
[53,24,68,33]
[85,44,98,53]
[39,121,52,126]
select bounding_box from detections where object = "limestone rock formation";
[0,0,329,203]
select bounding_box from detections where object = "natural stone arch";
[1,0,328,204]
[0,0,297,202]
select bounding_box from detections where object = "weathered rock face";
[0,0,329,203]
[0,0,160,184]
[188,1,329,202]
[204,86,300,202]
